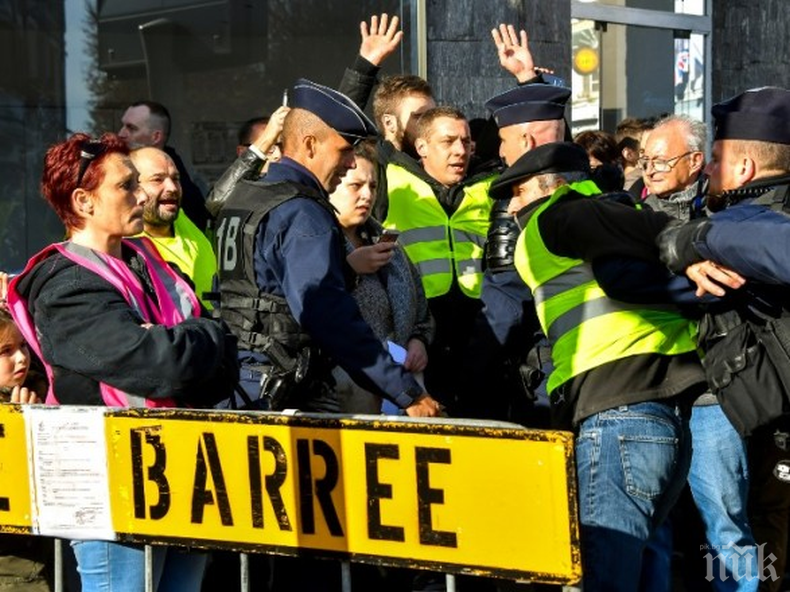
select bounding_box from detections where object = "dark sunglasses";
[75,140,106,188]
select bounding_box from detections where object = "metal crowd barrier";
[0,405,581,590]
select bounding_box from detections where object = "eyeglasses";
[638,151,696,173]
[75,140,106,188]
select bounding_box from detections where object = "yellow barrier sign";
[0,406,33,532]
[1,406,581,584]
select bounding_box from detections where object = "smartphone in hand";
[379,229,400,243]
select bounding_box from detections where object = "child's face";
[0,325,30,389]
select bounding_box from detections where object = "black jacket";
[14,246,236,407]
[519,189,706,426]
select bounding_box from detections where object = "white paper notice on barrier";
[25,406,114,540]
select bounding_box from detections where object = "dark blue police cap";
[485,84,572,128]
[712,87,790,144]
[489,142,590,200]
[291,78,378,143]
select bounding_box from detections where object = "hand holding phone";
[379,229,400,243]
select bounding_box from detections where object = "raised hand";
[491,24,536,83]
[10,385,40,404]
[359,13,403,66]
[253,105,290,159]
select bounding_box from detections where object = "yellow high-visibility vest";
[514,180,698,394]
[384,164,495,298]
[139,213,217,309]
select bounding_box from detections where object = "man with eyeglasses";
[638,113,759,591]
[640,114,707,219]
[657,86,790,592]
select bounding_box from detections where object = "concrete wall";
[426,0,572,119]
[712,1,790,101]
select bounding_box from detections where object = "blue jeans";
[575,400,691,592]
[71,540,207,592]
[688,404,757,591]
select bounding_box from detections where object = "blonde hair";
[0,310,16,343]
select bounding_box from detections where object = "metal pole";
[53,539,63,592]
[341,560,352,592]
[240,552,250,592]
[410,0,428,78]
[145,545,154,592]
[446,573,457,592]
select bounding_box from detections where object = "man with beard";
[119,100,210,231]
[131,147,217,309]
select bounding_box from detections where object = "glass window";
[2,0,415,272]
[570,18,706,133]
[574,0,706,16]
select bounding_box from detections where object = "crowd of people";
[3,11,790,592]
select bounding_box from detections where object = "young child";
[0,288,50,590]
[0,309,41,404]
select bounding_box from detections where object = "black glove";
[485,200,520,273]
[657,218,711,274]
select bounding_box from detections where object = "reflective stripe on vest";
[8,239,200,408]
[514,180,699,394]
[384,164,495,298]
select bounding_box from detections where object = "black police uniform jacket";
[214,159,424,412]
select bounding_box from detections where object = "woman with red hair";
[7,133,237,592]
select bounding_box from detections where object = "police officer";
[658,87,790,592]
[215,78,442,417]
[460,83,571,422]
[491,142,706,592]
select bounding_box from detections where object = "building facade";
[1,0,789,270]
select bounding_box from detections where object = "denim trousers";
[71,540,207,592]
[688,403,757,591]
[575,400,691,592]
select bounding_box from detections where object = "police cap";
[290,78,378,143]
[489,142,590,200]
[712,87,790,144]
[485,84,572,128]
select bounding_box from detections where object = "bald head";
[280,108,357,193]
[498,119,566,167]
[130,146,171,167]
[130,147,182,237]
[281,109,332,154]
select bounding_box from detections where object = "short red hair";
[40,132,129,231]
